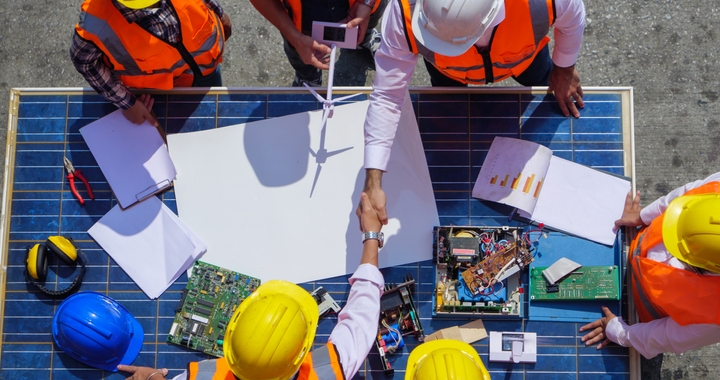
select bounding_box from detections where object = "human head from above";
[115,0,161,9]
[404,339,491,380]
[411,0,503,57]
[662,193,720,273]
[223,280,319,380]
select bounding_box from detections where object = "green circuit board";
[529,265,620,301]
[167,261,261,357]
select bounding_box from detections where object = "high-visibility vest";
[281,0,382,32]
[186,343,345,380]
[400,0,555,84]
[75,0,224,89]
[628,181,720,325]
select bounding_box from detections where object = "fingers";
[377,205,388,225]
[575,87,585,109]
[597,338,612,350]
[579,319,601,332]
[632,190,641,210]
[581,326,606,345]
[360,191,373,211]
[116,364,137,373]
[601,305,616,319]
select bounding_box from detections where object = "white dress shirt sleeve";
[606,315,720,359]
[364,0,418,171]
[328,263,385,378]
[639,171,720,224]
[551,0,586,68]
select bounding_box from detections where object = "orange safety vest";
[75,0,224,89]
[400,0,555,84]
[628,181,720,325]
[186,343,345,380]
[281,0,382,32]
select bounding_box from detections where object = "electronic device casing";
[432,225,531,319]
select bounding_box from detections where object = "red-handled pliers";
[64,156,95,205]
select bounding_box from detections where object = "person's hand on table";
[614,190,643,228]
[548,64,584,118]
[122,94,158,127]
[579,306,617,349]
[117,364,168,380]
[341,1,373,46]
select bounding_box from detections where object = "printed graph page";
[532,156,630,245]
[472,137,553,217]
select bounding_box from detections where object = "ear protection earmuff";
[25,236,86,297]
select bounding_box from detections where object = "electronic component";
[433,226,533,318]
[167,261,260,357]
[542,257,582,285]
[489,332,537,363]
[530,265,621,301]
[375,275,424,376]
[311,287,341,319]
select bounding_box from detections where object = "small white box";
[489,332,537,363]
[311,21,359,49]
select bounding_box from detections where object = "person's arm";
[359,1,418,222]
[248,0,330,69]
[70,33,158,126]
[548,0,586,117]
[328,192,384,378]
[606,315,720,359]
[640,171,720,223]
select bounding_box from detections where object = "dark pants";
[192,65,223,87]
[423,44,553,87]
[284,0,388,85]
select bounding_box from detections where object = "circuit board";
[529,265,620,301]
[433,226,531,317]
[167,261,261,357]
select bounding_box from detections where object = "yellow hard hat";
[405,339,491,380]
[223,280,319,380]
[115,0,161,9]
[663,194,720,273]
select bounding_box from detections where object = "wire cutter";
[64,157,95,205]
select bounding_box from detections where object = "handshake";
[357,192,383,237]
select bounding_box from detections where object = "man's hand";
[356,169,388,230]
[221,13,232,41]
[290,34,331,70]
[359,192,382,233]
[548,64,584,118]
[117,364,168,380]
[341,2,373,46]
[122,94,158,126]
[614,191,643,228]
[579,306,617,349]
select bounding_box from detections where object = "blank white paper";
[167,93,439,284]
[80,110,177,209]
[532,156,631,245]
[88,196,207,299]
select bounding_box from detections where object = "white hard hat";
[412,0,504,57]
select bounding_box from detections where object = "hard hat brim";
[116,311,144,372]
[116,0,161,9]
[662,195,695,264]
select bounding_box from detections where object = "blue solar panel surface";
[1,89,631,379]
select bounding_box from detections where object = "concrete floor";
[0,1,719,379]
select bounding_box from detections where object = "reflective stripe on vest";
[282,0,382,32]
[401,0,554,84]
[628,181,720,325]
[296,342,346,380]
[187,358,236,380]
[75,0,223,89]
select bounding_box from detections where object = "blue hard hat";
[52,292,144,372]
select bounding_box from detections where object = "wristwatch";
[362,231,384,248]
[358,0,376,8]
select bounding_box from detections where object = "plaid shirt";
[70,0,225,110]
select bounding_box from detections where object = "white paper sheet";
[532,156,630,245]
[88,196,207,299]
[80,110,177,209]
[167,93,439,283]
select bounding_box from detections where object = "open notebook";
[472,137,631,245]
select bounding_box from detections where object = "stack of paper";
[89,196,207,299]
[82,110,205,299]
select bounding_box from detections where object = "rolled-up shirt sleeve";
[551,0,586,68]
[328,264,385,378]
[640,171,720,224]
[364,1,418,171]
